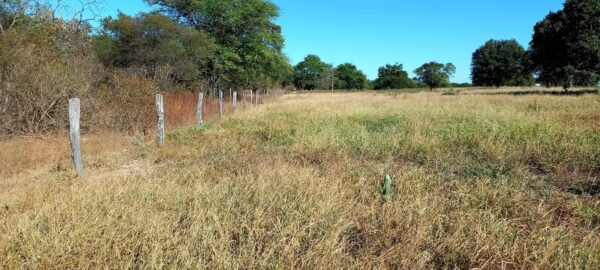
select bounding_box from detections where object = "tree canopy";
[334,63,368,90]
[414,62,456,89]
[373,64,414,90]
[529,0,600,89]
[92,12,216,87]
[145,0,289,91]
[292,55,330,90]
[471,39,533,87]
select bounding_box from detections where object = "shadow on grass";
[479,89,598,96]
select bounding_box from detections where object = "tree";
[373,64,414,90]
[334,63,368,90]
[529,0,600,90]
[92,12,215,87]
[414,62,456,89]
[145,0,289,91]
[471,39,533,87]
[292,55,329,90]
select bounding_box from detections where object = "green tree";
[92,12,215,87]
[471,39,533,87]
[293,55,329,90]
[414,62,456,89]
[145,0,289,91]
[529,0,600,90]
[334,63,368,90]
[373,64,414,90]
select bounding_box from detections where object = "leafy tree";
[92,12,215,87]
[145,0,289,91]
[414,62,456,89]
[373,64,414,90]
[292,55,330,90]
[334,63,368,90]
[471,39,533,87]
[529,0,600,90]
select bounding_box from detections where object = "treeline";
[0,0,290,135]
[295,0,600,91]
[94,0,290,91]
[291,55,460,91]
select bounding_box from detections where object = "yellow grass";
[1,89,599,269]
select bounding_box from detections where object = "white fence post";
[69,98,84,177]
[233,91,237,112]
[197,92,204,128]
[156,94,165,147]
[250,90,253,105]
[218,90,223,118]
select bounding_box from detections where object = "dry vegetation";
[1,89,600,269]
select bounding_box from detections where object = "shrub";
[90,70,159,134]
[0,12,100,135]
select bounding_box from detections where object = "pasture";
[1,89,599,269]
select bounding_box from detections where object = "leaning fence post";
[156,94,165,147]
[218,90,223,118]
[69,98,84,177]
[197,92,204,128]
[233,91,237,112]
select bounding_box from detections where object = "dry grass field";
[1,89,599,269]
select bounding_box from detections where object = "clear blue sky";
[63,0,565,83]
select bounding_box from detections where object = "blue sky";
[63,0,565,83]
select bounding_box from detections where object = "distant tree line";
[294,0,600,91]
[291,56,458,91]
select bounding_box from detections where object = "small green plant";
[0,203,8,211]
[380,175,393,201]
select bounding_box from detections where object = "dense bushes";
[89,71,159,134]
[92,12,216,90]
[0,8,100,135]
[0,2,162,136]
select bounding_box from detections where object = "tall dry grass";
[1,89,599,269]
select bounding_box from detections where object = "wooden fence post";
[197,92,204,128]
[156,94,165,147]
[233,91,237,112]
[69,98,84,177]
[250,90,253,105]
[218,90,223,118]
[256,91,260,105]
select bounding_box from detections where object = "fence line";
[65,89,287,175]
